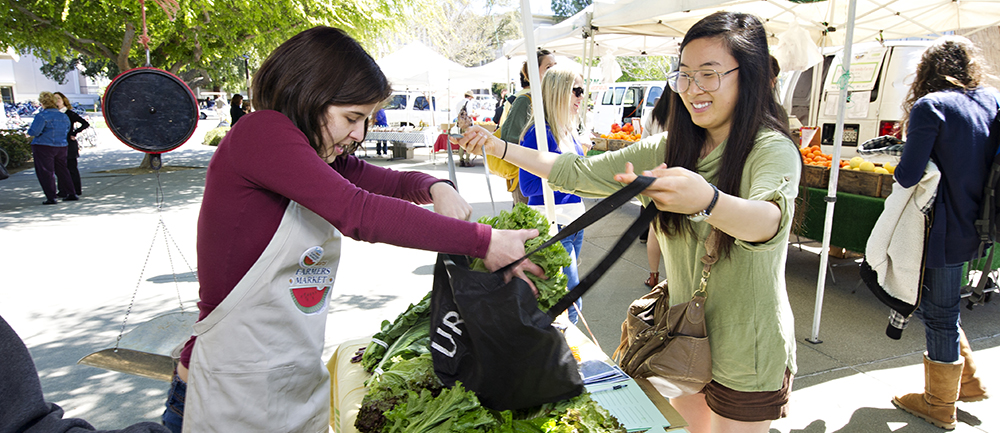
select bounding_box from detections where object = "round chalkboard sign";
[103,68,199,154]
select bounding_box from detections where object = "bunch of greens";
[472,204,573,312]
[383,382,498,432]
[360,292,433,373]
[355,354,444,433]
[356,348,626,433]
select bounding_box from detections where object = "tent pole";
[581,13,595,131]
[809,0,859,344]
[521,0,557,235]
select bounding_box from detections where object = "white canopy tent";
[511,0,1000,342]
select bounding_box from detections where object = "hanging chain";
[115,221,161,352]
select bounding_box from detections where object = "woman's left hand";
[614,162,716,215]
[430,181,473,221]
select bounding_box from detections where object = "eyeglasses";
[666,67,739,93]
[572,87,585,97]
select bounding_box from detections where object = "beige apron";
[184,201,341,433]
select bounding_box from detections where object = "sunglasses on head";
[572,87,585,97]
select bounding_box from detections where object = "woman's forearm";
[702,193,781,243]
[481,132,559,179]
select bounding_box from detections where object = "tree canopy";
[0,0,419,91]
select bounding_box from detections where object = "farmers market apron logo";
[431,311,465,357]
[290,246,333,314]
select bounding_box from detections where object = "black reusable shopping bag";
[430,177,658,410]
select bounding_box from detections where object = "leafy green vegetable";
[361,292,433,373]
[514,394,626,433]
[368,317,432,378]
[355,354,443,433]
[472,204,573,312]
[384,382,499,433]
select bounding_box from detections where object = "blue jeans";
[558,226,584,324]
[914,265,963,363]
[161,372,186,433]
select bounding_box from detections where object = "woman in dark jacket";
[54,92,89,198]
[891,35,993,429]
[230,94,246,125]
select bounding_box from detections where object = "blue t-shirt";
[518,124,584,206]
[375,109,387,127]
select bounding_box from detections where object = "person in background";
[374,107,388,156]
[54,92,89,198]
[493,88,508,123]
[498,48,557,205]
[0,315,170,433]
[639,93,667,288]
[458,12,800,432]
[456,101,474,167]
[890,35,992,430]
[161,26,543,433]
[455,91,474,121]
[27,91,77,205]
[230,94,247,125]
[516,66,588,324]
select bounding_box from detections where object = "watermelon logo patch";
[289,247,334,314]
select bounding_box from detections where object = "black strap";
[487,175,657,319]
[545,204,658,319]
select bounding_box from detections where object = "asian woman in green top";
[456,11,800,433]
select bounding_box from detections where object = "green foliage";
[1,0,413,91]
[473,204,572,312]
[203,126,230,146]
[396,0,521,68]
[551,0,592,20]
[0,132,33,167]
[356,354,444,433]
[615,56,674,82]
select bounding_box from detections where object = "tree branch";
[12,4,116,59]
[118,22,135,71]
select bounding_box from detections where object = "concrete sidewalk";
[1,122,997,432]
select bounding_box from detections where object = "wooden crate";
[838,169,883,197]
[800,165,830,188]
[878,173,895,198]
[607,139,633,151]
[592,138,608,151]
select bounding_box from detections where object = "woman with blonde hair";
[517,66,588,323]
[891,35,993,429]
[26,91,76,204]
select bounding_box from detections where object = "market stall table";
[363,129,437,160]
[326,324,689,432]
[431,133,461,164]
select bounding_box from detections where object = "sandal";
[645,272,659,288]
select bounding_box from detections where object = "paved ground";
[1,119,997,432]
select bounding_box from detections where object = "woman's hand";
[614,162,715,215]
[484,228,547,295]
[451,125,503,157]
[430,182,472,221]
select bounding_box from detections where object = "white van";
[783,40,932,160]
[590,81,665,134]
[383,91,451,127]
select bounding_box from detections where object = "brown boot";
[644,272,659,288]
[958,328,989,402]
[892,354,963,430]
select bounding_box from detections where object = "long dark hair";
[252,27,391,154]
[658,11,793,257]
[902,36,988,132]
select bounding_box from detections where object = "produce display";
[353,205,626,432]
[799,145,849,169]
[599,123,640,141]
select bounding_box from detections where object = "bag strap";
[695,230,721,298]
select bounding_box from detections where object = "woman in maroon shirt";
[162,27,542,433]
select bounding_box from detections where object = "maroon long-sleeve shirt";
[179,110,490,368]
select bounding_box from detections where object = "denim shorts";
[161,372,186,433]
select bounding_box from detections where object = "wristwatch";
[688,183,719,222]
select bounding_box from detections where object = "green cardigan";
[548,129,801,392]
